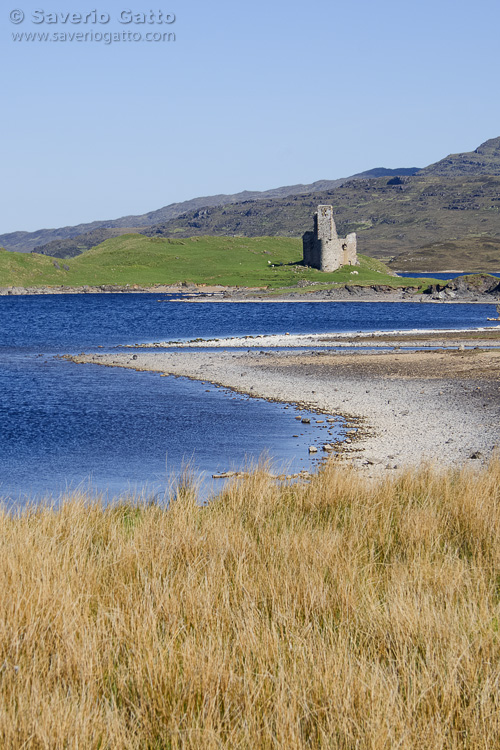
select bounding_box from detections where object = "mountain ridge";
[2,136,500,270]
[139,172,500,262]
[419,136,500,177]
[134,137,500,270]
[1,167,419,256]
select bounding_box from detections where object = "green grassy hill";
[128,138,500,272]
[3,137,500,273]
[139,173,500,271]
[0,237,414,290]
[0,168,419,256]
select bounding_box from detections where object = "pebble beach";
[67,333,500,476]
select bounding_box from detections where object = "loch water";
[399,272,500,280]
[1,294,498,505]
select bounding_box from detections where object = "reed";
[1,458,500,748]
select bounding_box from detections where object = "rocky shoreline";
[2,272,500,302]
[0,283,193,296]
[180,273,500,302]
[64,337,500,478]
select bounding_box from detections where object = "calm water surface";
[399,272,500,280]
[1,295,498,505]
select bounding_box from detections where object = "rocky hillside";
[0,168,418,256]
[419,136,500,177]
[389,237,500,272]
[140,171,500,270]
[3,136,500,271]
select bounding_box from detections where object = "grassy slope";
[0,237,423,289]
[1,460,500,746]
[388,236,500,272]
[140,173,500,270]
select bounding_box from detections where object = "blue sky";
[2,0,500,233]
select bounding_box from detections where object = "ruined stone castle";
[302,205,357,271]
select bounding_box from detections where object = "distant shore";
[3,281,500,303]
[0,283,191,296]
[65,332,500,477]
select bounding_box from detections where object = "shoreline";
[64,337,500,477]
[120,328,500,350]
[2,283,499,304]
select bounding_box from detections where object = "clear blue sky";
[2,0,499,233]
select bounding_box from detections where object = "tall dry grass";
[1,458,500,748]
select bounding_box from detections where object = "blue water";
[1,294,498,353]
[1,354,334,504]
[399,272,500,280]
[1,295,499,505]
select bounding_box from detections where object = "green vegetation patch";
[0,237,422,290]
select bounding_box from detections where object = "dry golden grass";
[1,459,500,748]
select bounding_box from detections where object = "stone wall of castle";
[302,205,357,272]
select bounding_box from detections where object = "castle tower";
[317,205,338,242]
[303,205,357,272]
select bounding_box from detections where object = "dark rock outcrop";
[425,274,500,298]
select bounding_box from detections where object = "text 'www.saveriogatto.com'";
[9,9,177,44]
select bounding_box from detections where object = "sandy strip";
[174,295,499,304]
[120,327,500,350]
[65,346,500,476]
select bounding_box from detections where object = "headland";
[65,330,500,477]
